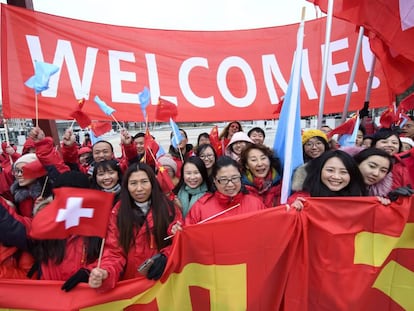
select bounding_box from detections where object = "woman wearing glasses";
[196,144,218,179]
[185,156,266,225]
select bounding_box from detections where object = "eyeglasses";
[199,154,214,160]
[13,168,24,176]
[215,176,241,185]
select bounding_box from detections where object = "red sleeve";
[122,142,138,162]
[60,143,79,164]
[98,204,127,291]
[35,138,70,174]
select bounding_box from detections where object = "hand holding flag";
[30,187,114,239]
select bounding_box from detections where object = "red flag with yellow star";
[209,125,223,156]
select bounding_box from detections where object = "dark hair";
[372,128,402,153]
[170,128,188,139]
[173,157,212,194]
[303,136,330,162]
[196,144,218,162]
[358,124,366,136]
[92,140,114,153]
[117,163,176,254]
[240,144,281,176]
[219,121,243,140]
[247,127,265,139]
[197,132,210,146]
[32,171,99,266]
[353,147,394,173]
[303,150,367,197]
[133,132,145,139]
[53,171,90,189]
[211,156,247,194]
[91,160,122,190]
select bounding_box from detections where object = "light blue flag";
[138,86,150,119]
[25,61,59,94]
[169,118,183,149]
[338,115,361,147]
[273,18,305,204]
[88,129,102,145]
[156,145,166,158]
[94,95,115,116]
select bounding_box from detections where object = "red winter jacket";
[186,191,267,225]
[39,235,98,281]
[98,201,182,291]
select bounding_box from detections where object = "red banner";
[0,196,412,310]
[1,4,391,122]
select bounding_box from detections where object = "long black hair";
[173,156,213,194]
[303,150,367,197]
[117,163,177,254]
[31,171,100,266]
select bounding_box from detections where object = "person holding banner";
[184,156,266,225]
[173,157,213,218]
[371,128,412,190]
[240,144,282,207]
[29,171,104,292]
[88,163,182,291]
[288,150,367,210]
[353,148,393,204]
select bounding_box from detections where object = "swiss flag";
[30,187,114,239]
[308,0,414,94]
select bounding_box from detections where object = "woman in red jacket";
[185,156,267,225]
[88,163,182,291]
[240,144,282,207]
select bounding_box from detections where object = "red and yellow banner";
[1,4,391,122]
[0,196,413,310]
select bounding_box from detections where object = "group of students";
[0,116,413,292]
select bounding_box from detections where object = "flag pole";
[163,203,241,241]
[35,93,39,127]
[317,0,335,129]
[2,119,14,164]
[97,238,105,268]
[365,56,377,103]
[341,26,365,123]
[40,176,49,198]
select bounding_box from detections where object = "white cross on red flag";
[30,187,114,239]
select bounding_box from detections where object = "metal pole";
[341,26,365,123]
[317,0,335,129]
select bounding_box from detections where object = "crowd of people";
[0,115,413,292]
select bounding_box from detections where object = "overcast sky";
[1,0,322,30]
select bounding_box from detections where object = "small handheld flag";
[138,87,151,119]
[25,61,59,94]
[94,95,115,116]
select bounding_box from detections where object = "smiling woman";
[287,150,367,210]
